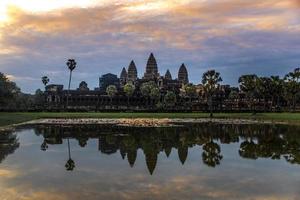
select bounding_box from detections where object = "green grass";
[1,112,300,127]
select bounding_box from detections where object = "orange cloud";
[0,0,299,55]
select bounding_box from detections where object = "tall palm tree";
[41,76,50,111]
[202,70,222,117]
[66,59,77,109]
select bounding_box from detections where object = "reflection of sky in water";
[0,127,299,200]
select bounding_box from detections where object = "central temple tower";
[127,60,138,83]
[143,53,159,80]
[178,63,189,85]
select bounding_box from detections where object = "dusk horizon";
[2,1,300,199]
[0,0,299,93]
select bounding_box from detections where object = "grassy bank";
[1,112,300,127]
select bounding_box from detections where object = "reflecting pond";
[0,123,300,200]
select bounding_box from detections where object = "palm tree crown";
[202,70,222,94]
[41,76,49,86]
[66,59,77,72]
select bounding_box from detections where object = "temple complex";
[45,53,193,111]
[119,53,189,90]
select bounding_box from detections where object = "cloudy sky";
[0,0,300,93]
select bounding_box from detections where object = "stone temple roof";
[178,63,189,84]
[127,60,137,81]
[144,53,159,79]
[120,67,127,80]
[165,69,172,80]
[179,63,188,74]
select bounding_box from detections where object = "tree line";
[104,68,300,115]
[1,59,300,113]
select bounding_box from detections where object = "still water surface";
[0,123,300,200]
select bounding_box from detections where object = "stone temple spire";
[178,63,189,85]
[165,69,172,80]
[143,53,159,80]
[145,152,157,175]
[120,67,127,86]
[127,60,138,83]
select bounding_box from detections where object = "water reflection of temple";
[31,123,300,174]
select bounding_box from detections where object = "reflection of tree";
[40,139,48,151]
[239,140,258,159]
[34,126,44,136]
[284,141,300,164]
[65,158,75,171]
[256,136,285,159]
[285,153,300,164]
[65,139,75,171]
[0,131,20,163]
[238,125,300,164]
[202,141,223,167]
[77,136,88,148]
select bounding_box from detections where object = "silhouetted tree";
[183,83,197,109]
[124,82,135,106]
[164,91,176,109]
[239,74,258,114]
[269,76,284,110]
[106,85,117,106]
[140,81,160,108]
[202,70,222,117]
[40,76,49,110]
[0,72,21,110]
[257,77,272,111]
[66,59,77,109]
[149,85,161,109]
[34,89,44,109]
[41,76,49,88]
[284,68,300,111]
